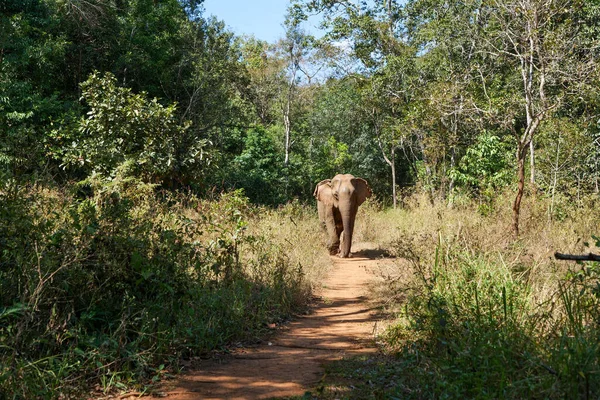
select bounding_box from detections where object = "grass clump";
[314,191,600,399]
[248,199,332,290]
[0,176,322,399]
[383,237,547,398]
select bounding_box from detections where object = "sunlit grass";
[316,190,600,398]
[247,200,332,291]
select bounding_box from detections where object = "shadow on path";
[161,243,392,400]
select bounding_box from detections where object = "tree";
[294,0,415,207]
[58,72,208,185]
[276,20,314,166]
[1,0,253,189]
[0,0,72,180]
[404,0,491,202]
[177,17,251,144]
[230,127,286,205]
[536,117,598,217]
[306,77,404,200]
[240,37,286,126]
[481,0,597,235]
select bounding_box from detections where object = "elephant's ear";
[313,179,331,200]
[353,177,372,206]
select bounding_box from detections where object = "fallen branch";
[554,252,600,262]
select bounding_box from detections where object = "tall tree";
[405,0,489,202]
[277,18,314,166]
[294,0,415,206]
[240,37,286,126]
[481,0,596,235]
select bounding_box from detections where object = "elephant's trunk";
[339,199,357,258]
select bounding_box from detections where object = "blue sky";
[202,0,324,43]
[202,0,289,42]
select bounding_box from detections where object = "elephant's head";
[330,174,371,209]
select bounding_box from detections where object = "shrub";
[53,72,210,186]
[371,200,600,399]
[0,175,311,398]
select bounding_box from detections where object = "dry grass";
[333,190,600,398]
[357,190,600,293]
[302,191,600,398]
[247,201,333,292]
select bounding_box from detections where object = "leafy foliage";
[56,72,208,185]
[450,132,513,197]
[229,127,287,205]
[0,179,307,398]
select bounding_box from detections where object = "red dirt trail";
[160,243,389,400]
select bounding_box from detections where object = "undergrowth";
[0,176,322,399]
[315,191,600,399]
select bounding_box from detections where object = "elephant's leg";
[317,201,327,232]
[333,207,343,255]
[324,207,340,255]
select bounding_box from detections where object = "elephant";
[313,174,371,258]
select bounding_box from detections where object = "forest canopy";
[2,0,599,215]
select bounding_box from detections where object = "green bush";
[53,72,209,186]
[449,132,513,213]
[228,127,287,205]
[0,176,307,398]
[382,233,600,399]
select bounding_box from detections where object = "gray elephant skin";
[313,174,372,258]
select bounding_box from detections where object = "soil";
[159,243,390,400]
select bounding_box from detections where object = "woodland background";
[2,0,600,398]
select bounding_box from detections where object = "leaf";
[131,252,143,272]
[0,303,28,320]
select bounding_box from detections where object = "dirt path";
[160,243,388,400]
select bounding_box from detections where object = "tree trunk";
[439,155,446,201]
[594,158,600,194]
[419,140,435,205]
[448,146,456,207]
[577,174,581,204]
[512,145,527,236]
[284,95,291,165]
[283,49,297,166]
[391,147,397,209]
[549,135,560,224]
[375,123,397,208]
[529,139,535,183]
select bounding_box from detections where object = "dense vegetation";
[1,0,600,398]
[314,193,600,399]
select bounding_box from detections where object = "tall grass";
[360,191,600,398]
[247,200,332,289]
[0,177,326,399]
